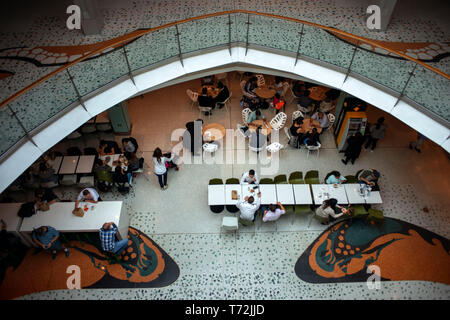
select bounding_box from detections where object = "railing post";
[227,14,232,56]
[392,64,417,108]
[343,41,359,83]
[245,14,251,56]
[122,45,136,86]
[66,69,88,111]
[175,24,184,67]
[294,24,305,66]
[6,105,38,148]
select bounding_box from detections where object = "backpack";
[18,202,36,218]
[97,181,112,192]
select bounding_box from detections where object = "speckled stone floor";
[3,73,449,300]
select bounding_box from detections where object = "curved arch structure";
[1,44,449,193]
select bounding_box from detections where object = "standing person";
[365,117,386,152]
[153,147,169,190]
[409,133,427,153]
[262,202,286,222]
[183,119,204,156]
[236,192,262,222]
[31,226,70,260]
[315,198,349,225]
[342,132,364,165]
[99,222,128,255]
[240,169,259,185]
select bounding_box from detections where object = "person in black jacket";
[198,87,215,115]
[342,132,364,165]
[213,81,230,108]
[183,119,204,155]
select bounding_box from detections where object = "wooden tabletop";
[309,86,330,101]
[198,85,220,98]
[202,123,226,142]
[248,119,272,135]
[297,118,322,134]
[253,85,276,99]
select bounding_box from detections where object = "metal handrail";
[1,9,449,109]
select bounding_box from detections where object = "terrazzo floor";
[4,72,450,300]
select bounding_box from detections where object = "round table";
[198,85,219,98]
[202,123,226,142]
[248,119,272,135]
[253,85,276,99]
[308,86,330,101]
[298,118,322,134]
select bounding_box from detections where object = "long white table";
[225,184,242,205]
[311,184,348,204]
[76,155,96,174]
[51,156,63,173]
[292,184,313,205]
[0,203,29,246]
[19,201,129,247]
[59,156,80,174]
[208,185,225,205]
[259,184,277,204]
[343,184,383,204]
[275,184,296,205]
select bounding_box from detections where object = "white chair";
[80,123,96,134]
[292,110,304,122]
[306,142,321,158]
[327,113,336,131]
[269,112,287,130]
[67,130,82,140]
[256,74,265,87]
[266,142,284,155]
[79,176,95,188]
[203,142,219,155]
[236,123,248,139]
[186,89,199,110]
[61,174,77,186]
[283,127,292,144]
[215,92,232,112]
[242,108,252,124]
[220,216,239,237]
[198,106,212,119]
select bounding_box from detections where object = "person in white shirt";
[262,202,286,222]
[75,188,100,209]
[153,147,168,190]
[240,169,259,185]
[236,192,261,221]
[311,111,330,130]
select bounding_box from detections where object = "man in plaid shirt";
[99,222,128,254]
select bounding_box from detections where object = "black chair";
[84,147,98,156]
[225,178,240,213]
[209,178,224,214]
[67,147,82,156]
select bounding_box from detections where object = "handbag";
[72,208,84,217]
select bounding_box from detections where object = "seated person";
[303,128,320,147]
[43,151,58,169]
[272,93,285,114]
[315,198,349,225]
[0,220,21,252]
[125,152,140,173]
[319,98,334,114]
[326,171,347,185]
[114,163,130,187]
[296,90,314,114]
[289,117,305,148]
[240,169,259,185]
[38,162,58,184]
[292,80,305,97]
[247,109,265,124]
[236,193,261,222]
[244,76,258,98]
[262,202,286,222]
[122,137,138,154]
[99,140,120,156]
[94,159,113,184]
[198,87,215,115]
[34,188,58,208]
[311,111,330,131]
[75,187,101,209]
[213,81,230,108]
[357,169,381,191]
[31,226,70,260]
[99,222,128,255]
